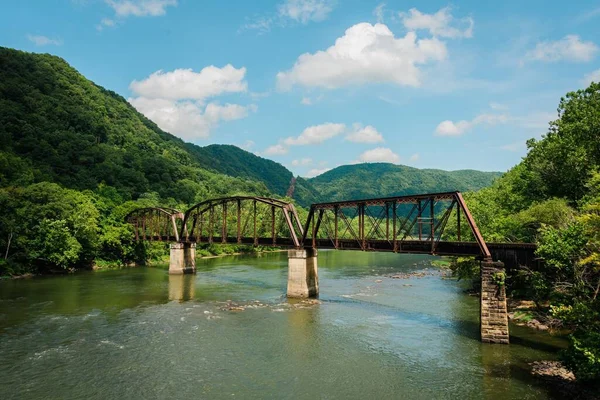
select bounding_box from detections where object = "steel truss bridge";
[125,192,537,268]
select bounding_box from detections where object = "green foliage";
[492,271,506,287]
[449,257,480,281]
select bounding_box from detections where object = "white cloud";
[292,158,313,166]
[301,97,312,105]
[130,65,247,101]
[345,124,384,143]
[400,7,473,39]
[435,113,508,136]
[96,18,117,30]
[489,102,508,110]
[264,144,288,155]
[283,122,345,146]
[277,22,447,90]
[306,167,331,177]
[409,153,420,162]
[277,0,334,23]
[129,65,252,140]
[583,69,600,86]
[105,0,177,17]
[129,97,255,140]
[356,147,400,163]
[26,35,62,46]
[525,35,598,62]
[373,3,385,23]
[243,0,334,32]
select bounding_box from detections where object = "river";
[0,251,566,399]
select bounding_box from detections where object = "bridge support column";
[287,248,318,298]
[169,243,196,275]
[480,260,509,344]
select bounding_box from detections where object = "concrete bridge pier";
[480,260,509,344]
[287,248,319,298]
[169,243,196,275]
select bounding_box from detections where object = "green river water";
[0,251,567,399]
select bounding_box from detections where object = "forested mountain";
[308,163,502,201]
[0,47,271,203]
[183,144,321,205]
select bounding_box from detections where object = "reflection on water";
[0,251,567,399]
[168,274,196,302]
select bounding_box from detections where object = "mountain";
[308,163,502,201]
[0,47,270,204]
[183,144,321,205]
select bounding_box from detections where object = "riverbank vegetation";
[452,82,600,384]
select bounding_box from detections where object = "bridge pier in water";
[169,243,196,275]
[480,260,509,344]
[287,248,319,298]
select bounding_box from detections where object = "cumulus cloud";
[130,65,247,101]
[435,113,508,136]
[400,7,473,39]
[583,69,600,86]
[525,35,598,63]
[306,167,331,177]
[129,65,253,140]
[301,97,312,105]
[409,153,420,162]
[26,34,62,46]
[129,98,255,140]
[283,123,346,146]
[263,144,289,155]
[356,147,400,163]
[276,22,447,90]
[345,124,384,143]
[105,0,177,17]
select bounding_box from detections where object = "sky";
[1,0,600,178]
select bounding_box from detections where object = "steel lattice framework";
[124,192,539,266]
[125,207,186,242]
[181,196,304,247]
[301,191,492,260]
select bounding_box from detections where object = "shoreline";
[1,248,289,280]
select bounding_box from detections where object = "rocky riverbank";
[530,361,598,399]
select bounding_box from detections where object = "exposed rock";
[531,361,575,381]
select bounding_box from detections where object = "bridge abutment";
[287,248,319,298]
[480,260,509,344]
[169,243,196,275]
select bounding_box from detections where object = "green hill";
[308,163,502,201]
[0,47,269,203]
[183,144,321,205]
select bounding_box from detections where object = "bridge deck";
[146,235,537,269]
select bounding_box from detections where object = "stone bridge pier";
[287,248,319,298]
[169,243,196,274]
[480,260,509,344]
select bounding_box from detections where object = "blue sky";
[2,0,600,177]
